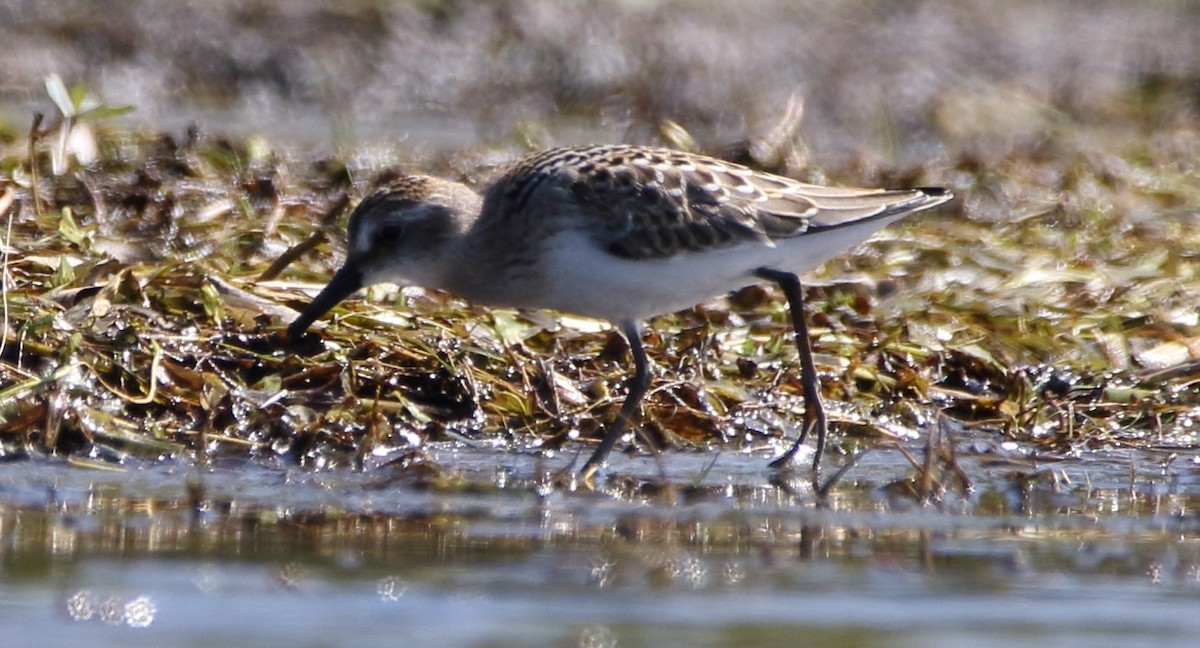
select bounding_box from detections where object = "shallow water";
[3,1,1200,645]
[3,440,1198,647]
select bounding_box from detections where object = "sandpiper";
[286,144,951,477]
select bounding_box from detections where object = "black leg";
[754,267,827,470]
[581,321,651,479]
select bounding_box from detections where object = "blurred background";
[2,0,1198,168]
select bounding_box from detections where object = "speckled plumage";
[287,144,952,477]
[484,145,941,259]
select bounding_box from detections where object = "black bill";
[287,263,365,338]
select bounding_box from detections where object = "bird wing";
[489,145,943,261]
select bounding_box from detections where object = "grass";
[0,75,1198,488]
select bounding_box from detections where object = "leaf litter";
[0,74,1197,504]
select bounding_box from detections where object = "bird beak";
[287,262,365,338]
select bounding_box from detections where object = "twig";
[28,113,45,218]
[89,341,164,404]
[0,362,74,402]
[815,447,870,497]
[257,230,326,281]
[0,187,14,361]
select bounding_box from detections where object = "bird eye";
[377,223,403,243]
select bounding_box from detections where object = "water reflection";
[0,445,1198,646]
[375,575,407,602]
[64,590,156,628]
[578,625,617,648]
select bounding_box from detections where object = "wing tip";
[915,186,954,205]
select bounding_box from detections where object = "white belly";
[537,214,904,322]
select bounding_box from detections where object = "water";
[3,2,1200,643]
[2,443,1198,647]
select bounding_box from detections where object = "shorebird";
[286,144,951,478]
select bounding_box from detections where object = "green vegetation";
[1,69,1197,492]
